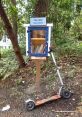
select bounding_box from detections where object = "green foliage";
[47,0,81,41]
[0,18,5,39]
[1,48,14,58]
[20,42,26,55]
[56,41,82,56]
[0,48,29,79]
[81,96,82,102]
[46,0,82,57]
[0,57,18,79]
[0,48,18,79]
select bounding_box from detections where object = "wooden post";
[35,60,42,91]
[31,57,46,92]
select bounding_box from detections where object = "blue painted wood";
[27,26,49,57]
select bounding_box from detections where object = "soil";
[0,55,82,117]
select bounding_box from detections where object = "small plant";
[1,48,14,58]
[15,78,22,85]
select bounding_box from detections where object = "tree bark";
[34,0,49,17]
[0,1,26,67]
[11,0,18,39]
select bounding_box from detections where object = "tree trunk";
[11,0,18,39]
[0,1,26,67]
[34,0,49,17]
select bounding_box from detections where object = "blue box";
[27,26,48,57]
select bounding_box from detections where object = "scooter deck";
[35,95,61,106]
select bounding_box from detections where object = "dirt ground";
[0,55,82,117]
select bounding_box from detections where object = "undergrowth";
[56,41,82,57]
[0,48,28,79]
[0,41,82,80]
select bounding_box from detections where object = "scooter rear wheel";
[60,89,72,99]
